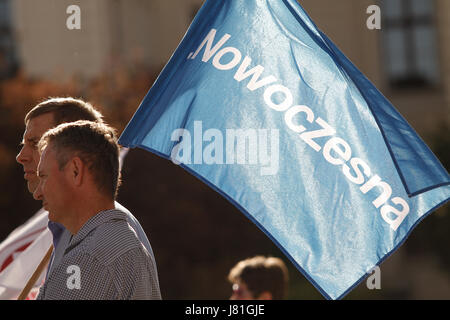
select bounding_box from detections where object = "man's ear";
[66,156,84,187]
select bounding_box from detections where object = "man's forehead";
[24,113,55,140]
[38,145,54,170]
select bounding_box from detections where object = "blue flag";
[119,0,450,299]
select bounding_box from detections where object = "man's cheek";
[32,151,40,170]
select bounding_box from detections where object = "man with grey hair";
[34,120,161,299]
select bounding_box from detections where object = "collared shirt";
[45,202,159,283]
[37,209,162,300]
[47,221,64,249]
[46,221,64,281]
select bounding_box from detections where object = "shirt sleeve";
[108,247,161,300]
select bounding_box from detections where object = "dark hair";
[39,120,121,199]
[228,256,289,300]
[25,97,103,126]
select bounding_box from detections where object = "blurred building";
[300,0,450,138]
[10,0,203,79]
[0,0,17,78]
[8,0,449,136]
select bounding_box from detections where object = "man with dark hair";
[18,97,103,194]
[24,97,104,126]
[13,97,160,299]
[33,121,160,299]
[228,256,289,300]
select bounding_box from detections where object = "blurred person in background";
[228,255,289,300]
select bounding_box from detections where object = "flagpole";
[17,245,53,300]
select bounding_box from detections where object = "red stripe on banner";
[0,226,47,256]
[0,242,33,271]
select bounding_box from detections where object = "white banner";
[0,208,51,300]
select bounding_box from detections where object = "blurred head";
[16,97,103,193]
[33,121,121,224]
[228,256,289,300]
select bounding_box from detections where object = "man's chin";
[27,180,39,195]
[47,211,56,222]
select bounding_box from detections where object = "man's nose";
[16,145,30,165]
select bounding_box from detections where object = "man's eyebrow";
[21,137,40,145]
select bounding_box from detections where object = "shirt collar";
[67,209,127,249]
[47,220,65,248]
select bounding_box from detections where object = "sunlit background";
[0,0,448,299]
